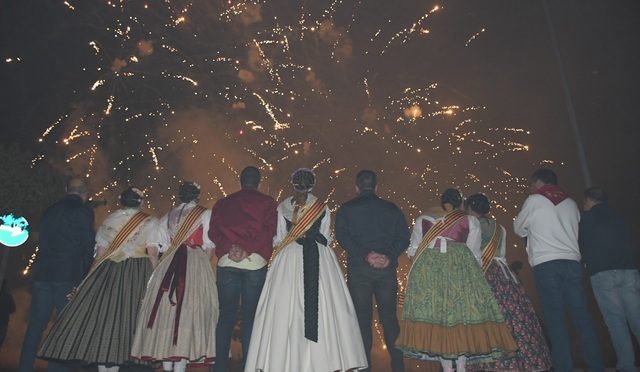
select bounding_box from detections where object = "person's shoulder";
[524,193,546,203]
[557,196,579,209]
[415,213,435,223]
[277,196,293,209]
[145,212,161,222]
[255,190,277,207]
[63,194,92,211]
[338,195,360,207]
[525,193,573,208]
[592,203,627,223]
[378,197,403,211]
[259,190,277,202]
[465,214,481,227]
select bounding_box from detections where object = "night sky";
[1,0,639,369]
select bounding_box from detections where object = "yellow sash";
[159,205,207,263]
[90,211,150,273]
[481,221,502,273]
[410,209,467,268]
[270,198,326,265]
[400,210,467,305]
[68,211,151,301]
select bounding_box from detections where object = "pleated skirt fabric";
[131,246,218,364]
[38,257,153,367]
[397,242,518,362]
[244,242,368,372]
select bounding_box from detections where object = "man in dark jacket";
[18,178,95,372]
[335,170,410,372]
[579,186,640,372]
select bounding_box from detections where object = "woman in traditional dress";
[397,188,517,372]
[465,193,551,371]
[244,168,367,372]
[131,182,218,372]
[38,186,159,372]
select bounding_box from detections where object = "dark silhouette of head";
[240,166,261,189]
[66,177,89,202]
[441,188,463,210]
[178,182,200,203]
[356,170,377,192]
[120,186,144,207]
[584,186,608,204]
[291,168,316,193]
[465,193,491,215]
[531,168,558,186]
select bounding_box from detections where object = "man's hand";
[366,252,390,269]
[229,244,249,262]
[66,287,78,301]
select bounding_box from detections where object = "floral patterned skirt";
[397,242,517,362]
[467,261,551,371]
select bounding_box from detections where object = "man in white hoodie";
[514,168,603,372]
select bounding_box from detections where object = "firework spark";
[27,2,551,352]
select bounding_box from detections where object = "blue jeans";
[214,265,266,372]
[533,260,604,372]
[18,281,76,372]
[348,264,403,372]
[591,269,640,372]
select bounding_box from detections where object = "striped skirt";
[38,257,153,367]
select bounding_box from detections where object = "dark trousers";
[348,264,404,372]
[214,265,266,372]
[18,281,76,372]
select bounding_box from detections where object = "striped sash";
[481,221,502,273]
[402,210,466,304]
[411,209,467,264]
[270,198,326,264]
[90,211,150,273]
[159,205,207,263]
[67,211,150,301]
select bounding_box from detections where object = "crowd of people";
[10,166,639,372]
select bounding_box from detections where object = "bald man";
[19,178,96,372]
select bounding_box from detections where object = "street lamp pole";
[542,0,593,188]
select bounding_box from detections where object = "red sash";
[533,184,568,206]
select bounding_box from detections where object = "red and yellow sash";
[402,210,468,303]
[159,205,207,263]
[411,209,467,265]
[270,198,326,264]
[67,211,150,302]
[90,211,150,272]
[481,221,502,273]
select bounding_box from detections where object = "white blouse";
[407,213,482,264]
[95,208,159,259]
[273,194,332,248]
[154,201,214,253]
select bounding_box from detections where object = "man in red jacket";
[209,166,278,372]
